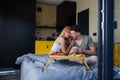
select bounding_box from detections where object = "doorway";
[78,9,89,35]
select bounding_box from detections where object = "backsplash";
[35,28,56,40]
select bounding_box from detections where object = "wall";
[36,3,57,39]
[0,0,35,68]
[114,0,120,43]
[76,0,98,42]
[35,28,56,39]
[36,3,56,27]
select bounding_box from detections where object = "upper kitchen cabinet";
[57,1,76,31]
[36,3,56,27]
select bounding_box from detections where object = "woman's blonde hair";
[59,26,71,38]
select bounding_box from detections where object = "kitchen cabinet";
[114,43,120,67]
[35,40,54,54]
[57,1,76,31]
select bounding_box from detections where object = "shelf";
[36,26,56,29]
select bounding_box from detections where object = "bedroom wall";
[0,0,35,68]
[76,0,98,42]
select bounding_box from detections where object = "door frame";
[98,0,114,80]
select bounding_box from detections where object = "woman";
[49,26,74,55]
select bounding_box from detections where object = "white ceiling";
[36,0,77,5]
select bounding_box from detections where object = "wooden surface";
[49,55,85,60]
[43,54,90,71]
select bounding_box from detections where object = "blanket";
[16,53,98,80]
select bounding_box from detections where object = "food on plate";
[69,53,85,57]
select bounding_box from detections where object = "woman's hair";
[59,26,71,38]
[71,25,82,32]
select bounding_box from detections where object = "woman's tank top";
[51,43,61,52]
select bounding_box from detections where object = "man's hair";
[71,25,82,32]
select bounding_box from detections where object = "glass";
[113,0,120,79]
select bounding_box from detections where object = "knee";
[86,56,98,65]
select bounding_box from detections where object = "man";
[69,25,97,64]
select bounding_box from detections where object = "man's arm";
[77,46,96,55]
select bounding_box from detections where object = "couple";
[49,25,97,64]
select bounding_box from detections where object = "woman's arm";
[60,38,75,55]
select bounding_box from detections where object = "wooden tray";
[43,54,90,71]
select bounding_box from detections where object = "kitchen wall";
[36,3,56,26]
[36,1,99,42]
[35,28,56,39]
[76,0,98,42]
[36,3,57,39]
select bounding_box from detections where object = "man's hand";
[77,48,83,53]
[69,47,78,54]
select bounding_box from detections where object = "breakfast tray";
[43,54,90,71]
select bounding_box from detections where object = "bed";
[15,53,98,80]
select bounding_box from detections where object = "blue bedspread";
[16,53,98,80]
